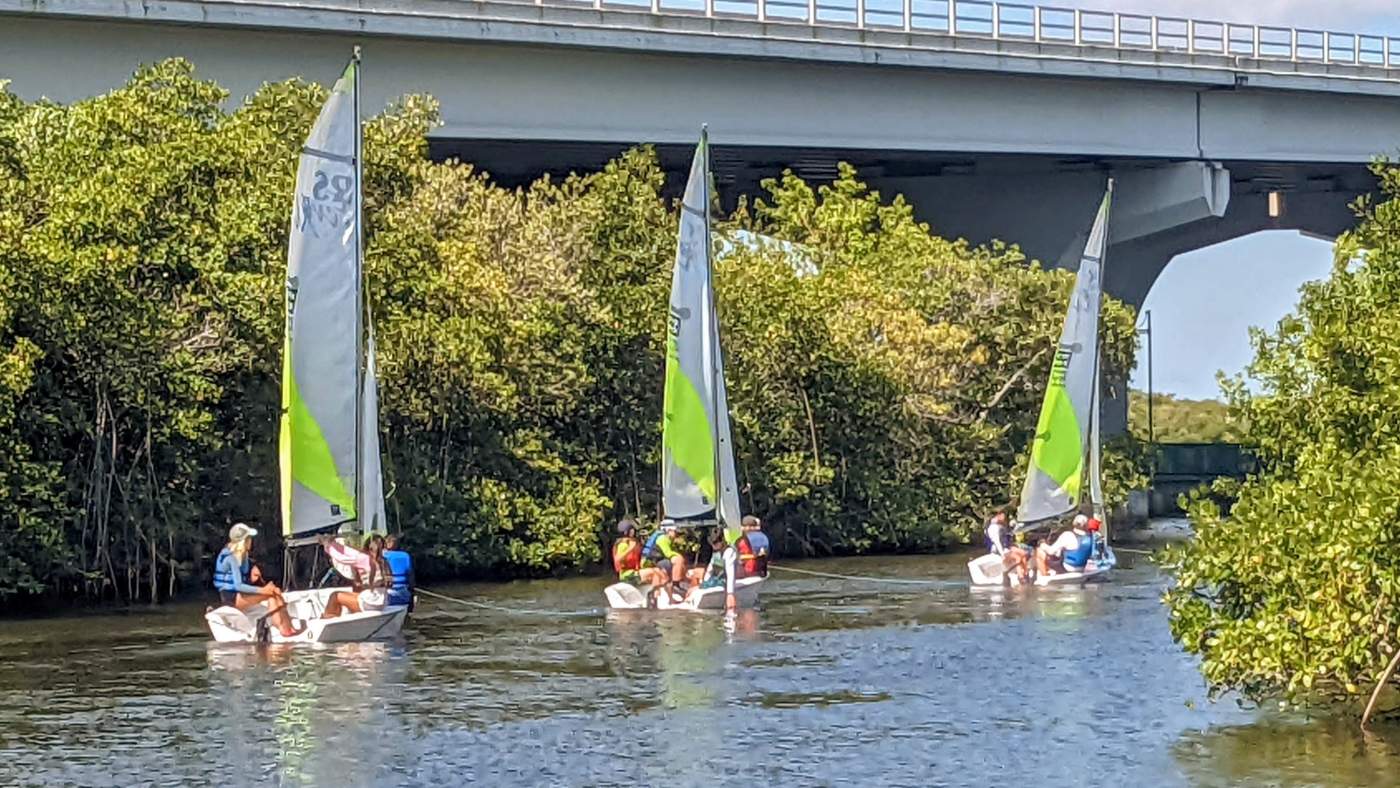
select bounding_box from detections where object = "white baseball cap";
[228,522,258,541]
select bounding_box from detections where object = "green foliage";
[0,61,1138,601]
[1164,160,1400,707]
[1129,390,1244,444]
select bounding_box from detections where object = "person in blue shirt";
[213,523,301,638]
[383,534,415,611]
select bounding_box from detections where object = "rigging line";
[416,587,601,618]
[767,564,944,586]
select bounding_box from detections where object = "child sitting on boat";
[317,534,391,618]
[684,528,739,611]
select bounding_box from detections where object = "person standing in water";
[213,523,302,638]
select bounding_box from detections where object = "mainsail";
[1017,183,1113,526]
[281,54,365,537]
[661,128,743,533]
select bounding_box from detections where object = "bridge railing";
[559,0,1400,68]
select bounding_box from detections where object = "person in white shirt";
[1035,515,1094,576]
[986,509,1031,582]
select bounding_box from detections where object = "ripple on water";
[0,550,1396,787]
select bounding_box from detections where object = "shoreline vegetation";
[1164,159,1400,719]
[0,60,1146,606]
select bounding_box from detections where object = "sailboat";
[605,128,766,612]
[968,181,1119,588]
[207,50,408,642]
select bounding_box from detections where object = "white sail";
[1017,183,1113,526]
[661,128,741,529]
[712,320,743,534]
[280,57,362,536]
[1089,352,1106,524]
[359,324,388,535]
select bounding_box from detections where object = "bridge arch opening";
[1125,229,1333,440]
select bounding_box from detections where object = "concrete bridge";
[3,0,1399,426]
[1147,442,1255,516]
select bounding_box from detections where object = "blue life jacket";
[1064,532,1094,570]
[384,549,413,607]
[212,547,251,592]
[642,532,664,561]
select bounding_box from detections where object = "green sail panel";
[281,60,360,536]
[661,130,743,531]
[1017,185,1112,526]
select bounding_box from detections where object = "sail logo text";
[297,170,355,239]
[1049,343,1081,387]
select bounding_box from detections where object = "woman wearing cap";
[213,524,302,637]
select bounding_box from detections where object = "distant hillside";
[1128,390,1244,444]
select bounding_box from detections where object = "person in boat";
[318,533,391,618]
[1084,515,1108,560]
[1034,514,1095,576]
[685,528,740,611]
[985,509,1031,583]
[213,523,303,638]
[741,515,769,577]
[383,534,415,612]
[613,519,667,591]
[642,520,688,597]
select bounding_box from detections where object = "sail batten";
[281,56,365,537]
[1017,184,1113,527]
[661,129,741,530]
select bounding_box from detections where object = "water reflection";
[1174,717,1400,787]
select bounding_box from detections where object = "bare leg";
[236,590,299,636]
[321,591,362,619]
[1035,546,1050,576]
[671,555,688,585]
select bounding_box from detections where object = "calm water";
[2,549,1397,787]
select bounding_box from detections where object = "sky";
[1059,0,1398,32]
[1127,232,1334,400]
[1096,1,1394,400]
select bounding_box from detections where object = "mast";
[351,45,366,536]
[701,125,723,530]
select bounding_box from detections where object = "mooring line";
[768,564,944,586]
[416,587,600,618]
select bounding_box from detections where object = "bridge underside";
[439,138,1371,308]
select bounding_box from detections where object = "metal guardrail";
[545,0,1400,69]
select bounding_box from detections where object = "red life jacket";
[613,537,642,576]
[736,534,758,577]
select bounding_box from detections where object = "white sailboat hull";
[604,575,766,611]
[205,588,407,644]
[968,547,1116,588]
